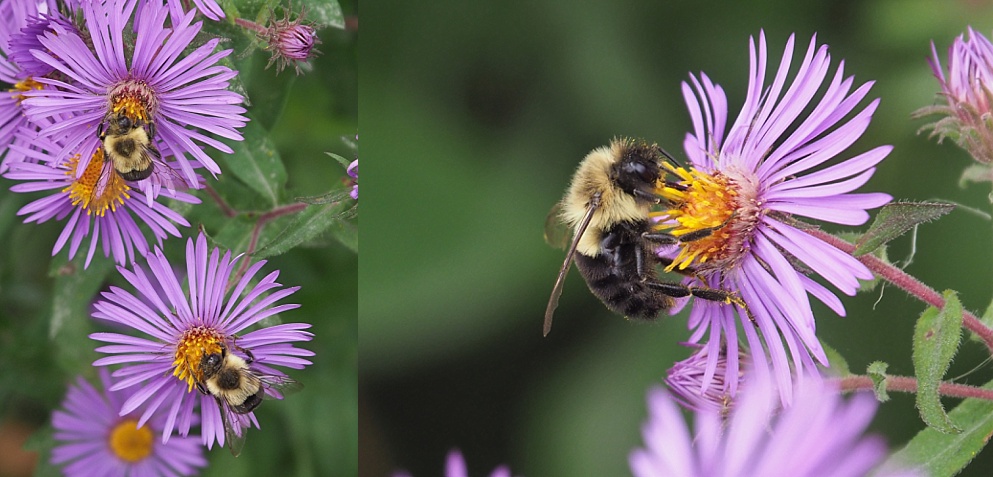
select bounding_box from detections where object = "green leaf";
[49,255,115,374]
[327,205,357,252]
[213,215,257,254]
[887,379,993,477]
[326,151,352,169]
[254,200,356,258]
[302,0,345,29]
[853,201,955,256]
[912,290,963,433]
[969,299,993,345]
[958,163,992,188]
[818,341,852,377]
[296,188,353,206]
[866,361,889,402]
[225,118,288,206]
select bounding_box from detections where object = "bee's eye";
[623,161,656,184]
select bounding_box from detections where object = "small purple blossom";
[51,368,207,477]
[394,449,514,477]
[165,0,225,22]
[20,0,247,186]
[918,27,993,163]
[665,343,746,414]
[347,159,358,200]
[89,232,314,449]
[630,372,920,477]
[0,0,61,171]
[7,8,75,78]
[654,31,892,403]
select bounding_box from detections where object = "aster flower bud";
[665,343,748,415]
[238,5,322,74]
[917,27,993,164]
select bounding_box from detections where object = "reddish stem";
[205,184,237,218]
[228,202,309,290]
[807,228,993,353]
[835,375,993,401]
[235,17,267,35]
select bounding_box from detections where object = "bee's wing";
[216,396,248,457]
[543,193,601,337]
[257,371,304,400]
[543,202,572,250]
[84,157,117,208]
[146,147,197,192]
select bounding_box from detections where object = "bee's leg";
[147,120,155,139]
[642,231,679,246]
[231,341,256,364]
[97,121,105,139]
[647,212,737,245]
[631,188,662,204]
[196,381,208,395]
[635,242,646,278]
[645,280,754,323]
[662,181,688,191]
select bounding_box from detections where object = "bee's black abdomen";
[119,165,153,181]
[231,388,264,414]
[576,253,671,320]
[574,220,675,321]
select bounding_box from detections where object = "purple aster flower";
[394,449,514,477]
[651,31,891,403]
[51,368,207,477]
[6,4,74,79]
[3,124,198,268]
[21,0,247,186]
[0,0,61,171]
[89,232,314,452]
[917,27,993,163]
[165,0,225,22]
[630,372,920,477]
[347,159,358,200]
[665,343,746,415]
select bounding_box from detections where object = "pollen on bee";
[62,150,131,216]
[173,326,225,393]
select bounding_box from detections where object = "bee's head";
[99,112,141,138]
[611,141,663,200]
[199,350,225,378]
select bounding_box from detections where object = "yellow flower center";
[173,326,225,392]
[108,419,153,463]
[651,163,748,272]
[10,77,43,103]
[62,149,131,217]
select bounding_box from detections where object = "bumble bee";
[97,111,160,181]
[195,342,303,456]
[543,137,746,336]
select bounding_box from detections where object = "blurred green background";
[0,1,357,476]
[361,0,993,476]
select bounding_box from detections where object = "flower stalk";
[806,228,993,352]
